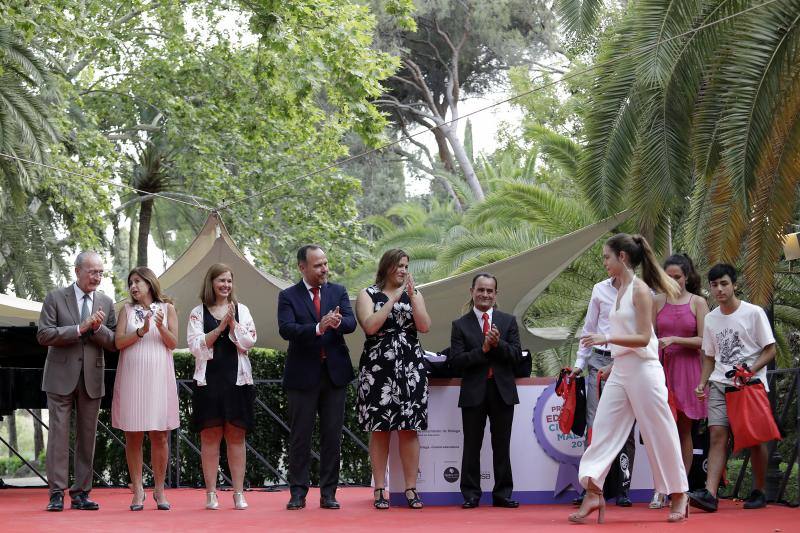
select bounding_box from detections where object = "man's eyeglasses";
[83,269,104,277]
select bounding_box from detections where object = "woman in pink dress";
[650,254,709,508]
[112,267,179,511]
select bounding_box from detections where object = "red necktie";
[483,313,493,378]
[311,286,325,360]
[311,286,321,319]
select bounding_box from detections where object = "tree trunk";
[439,123,485,202]
[137,197,154,267]
[7,414,17,457]
[32,409,44,461]
[432,128,456,172]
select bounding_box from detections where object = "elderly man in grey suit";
[37,251,116,512]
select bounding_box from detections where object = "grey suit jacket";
[37,284,117,399]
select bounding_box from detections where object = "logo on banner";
[532,383,584,495]
[443,466,460,483]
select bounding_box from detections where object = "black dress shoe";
[46,492,63,512]
[70,492,99,510]
[286,496,306,510]
[615,494,632,507]
[492,497,519,508]
[320,497,340,509]
[688,489,718,512]
[743,489,767,509]
[462,498,479,509]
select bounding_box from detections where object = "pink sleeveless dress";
[655,301,707,420]
[111,302,179,431]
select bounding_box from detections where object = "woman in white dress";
[112,267,179,511]
[569,234,689,524]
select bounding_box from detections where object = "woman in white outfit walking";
[569,233,689,524]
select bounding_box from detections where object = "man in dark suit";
[278,245,356,510]
[36,251,116,511]
[450,272,522,509]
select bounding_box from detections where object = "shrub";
[93,349,370,488]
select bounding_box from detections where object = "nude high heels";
[667,493,690,523]
[206,491,219,510]
[233,491,248,510]
[568,489,605,524]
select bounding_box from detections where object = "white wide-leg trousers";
[578,355,688,495]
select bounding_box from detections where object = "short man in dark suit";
[277,245,357,510]
[36,251,116,511]
[450,272,522,509]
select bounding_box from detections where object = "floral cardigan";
[187,302,257,386]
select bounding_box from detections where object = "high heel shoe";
[649,491,667,509]
[129,489,145,511]
[373,488,389,509]
[568,489,605,524]
[153,491,171,511]
[667,493,690,522]
[206,491,219,510]
[404,488,423,509]
[233,491,248,510]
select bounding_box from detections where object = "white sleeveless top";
[608,277,659,361]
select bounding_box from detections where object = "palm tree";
[558,0,800,307]
[0,27,59,206]
[0,28,66,297]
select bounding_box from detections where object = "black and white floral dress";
[357,285,428,431]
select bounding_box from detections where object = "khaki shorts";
[707,381,729,428]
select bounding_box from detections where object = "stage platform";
[0,487,796,532]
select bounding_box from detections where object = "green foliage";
[565,0,800,303]
[0,455,23,476]
[94,349,370,487]
[1,0,419,290]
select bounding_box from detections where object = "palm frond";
[556,0,605,37]
[743,76,800,306]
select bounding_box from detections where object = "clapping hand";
[226,302,237,326]
[140,311,152,334]
[80,309,105,334]
[154,307,165,329]
[406,272,416,298]
[320,306,342,333]
[482,324,500,353]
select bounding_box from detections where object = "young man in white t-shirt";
[688,264,776,513]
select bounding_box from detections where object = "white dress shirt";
[473,306,494,332]
[573,278,617,370]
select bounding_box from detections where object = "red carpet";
[0,487,796,532]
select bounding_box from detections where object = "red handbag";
[724,365,781,453]
[555,368,577,435]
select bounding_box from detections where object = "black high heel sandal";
[373,488,389,509]
[404,488,423,509]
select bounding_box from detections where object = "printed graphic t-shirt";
[702,301,775,391]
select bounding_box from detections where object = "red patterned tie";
[311,286,325,360]
[311,286,321,319]
[483,312,493,378]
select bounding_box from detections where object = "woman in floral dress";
[355,249,431,509]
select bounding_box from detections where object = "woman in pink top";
[650,254,709,508]
[112,267,179,511]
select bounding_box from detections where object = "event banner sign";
[388,379,654,506]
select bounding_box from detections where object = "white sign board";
[387,379,654,505]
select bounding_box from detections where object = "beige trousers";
[578,355,688,495]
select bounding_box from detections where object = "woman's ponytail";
[634,235,680,299]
